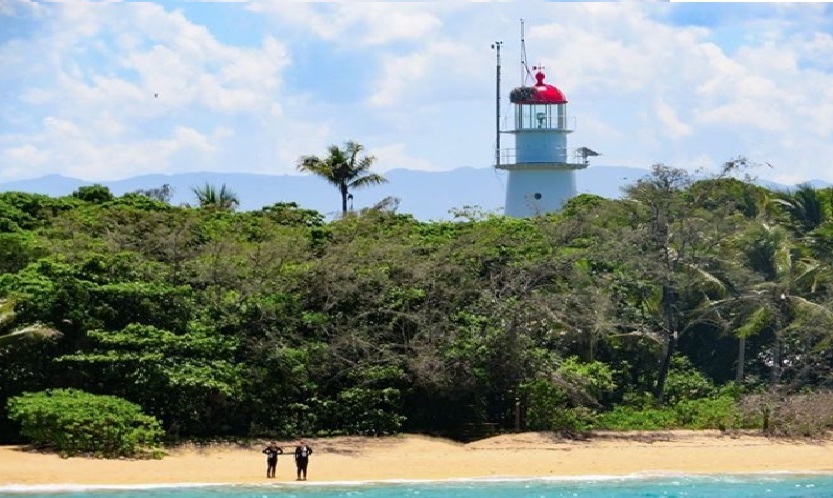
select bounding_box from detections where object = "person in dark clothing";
[294,440,312,480]
[262,441,283,478]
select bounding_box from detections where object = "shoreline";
[5,471,833,493]
[3,431,833,487]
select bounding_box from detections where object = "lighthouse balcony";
[496,147,590,171]
[496,161,588,171]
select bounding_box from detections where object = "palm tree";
[618,164,735,403]
[297,140,388,215]
[773,184,825,235]
[191,183,239,211]
[0,297,61,346]
[705,222,829,384]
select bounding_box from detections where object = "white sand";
[3,431,833,486]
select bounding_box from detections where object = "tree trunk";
[653,284,677,404]
[735,336,746,383]
[654,331,676,404]
[771,333,782,386]
[340,185,349,215]
[770,302,787,386]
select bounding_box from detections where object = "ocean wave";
[3,471,833,493]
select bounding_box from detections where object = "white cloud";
[171,126,215,153]
[0,0,45,18]
[43,117,83,138]
[0,2,295,180]
[3,2,833,190]
[372,143,442,173]
[5,116,221,181]
[2,144,47,166]
[249,2,442,46]
[368,40,481,108]
[655,99,692,139]
[269,3,833,183]
[272,121,333,174]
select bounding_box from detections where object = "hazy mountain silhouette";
[0,166,826,221]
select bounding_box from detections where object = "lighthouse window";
[533,193,542,200]
[516,104,552,130]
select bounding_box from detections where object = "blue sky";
[2,1,833,187]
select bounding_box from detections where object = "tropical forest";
[3,146,833,458]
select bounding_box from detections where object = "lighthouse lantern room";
[494,30,591,218]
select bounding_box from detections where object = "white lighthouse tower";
[494,38,593,217]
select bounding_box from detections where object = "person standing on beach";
[294,440,312,480]
[262,441,283,478]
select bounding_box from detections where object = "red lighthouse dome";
[509,70,567,105]
[532,70,567,104]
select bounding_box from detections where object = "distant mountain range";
[0,166,829,221]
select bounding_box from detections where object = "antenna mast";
[492,41,503,168]
[520,19,534,85]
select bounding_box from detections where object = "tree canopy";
[3,165,833,444]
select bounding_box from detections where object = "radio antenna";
[491,41,503,168]
[520,19,534,85]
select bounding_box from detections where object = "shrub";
[595,405,678,430]
[597,393,744,431]
[521,359,615,434]
[550,407,597,436]
[663,356,716,405]
[522,377,569,430]
[738,391,833,437]
[7,388,164,458]
[72,184,114,204]
[673,395,742,430]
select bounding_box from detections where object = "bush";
[673,395,742,430]
[72,184,114,204]
[663,356,716,405]
[738,391,833,437]
[549,407,597,436]
[522,377,569,430]
[595,394,742,431]
[7,388,164,458]
[521,358,615,432]
[595,405,678,430]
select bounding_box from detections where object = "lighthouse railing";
[499,146,574,165]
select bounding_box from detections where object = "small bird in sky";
[154,93,159,98]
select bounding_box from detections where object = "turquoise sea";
[3,474,833,498]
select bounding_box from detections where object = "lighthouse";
[492,27,595,218]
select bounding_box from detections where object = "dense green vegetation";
[3,162,833,449]
[7,388,163,458]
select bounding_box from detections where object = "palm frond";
[0,323,62,345]
[735,307,772,339]
[684,262,728,296]
[0,298,14,329]
[791,258,820,293]
[349,173,388,189]
[787,295,833,322]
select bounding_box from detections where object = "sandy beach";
[3,431,833,486]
